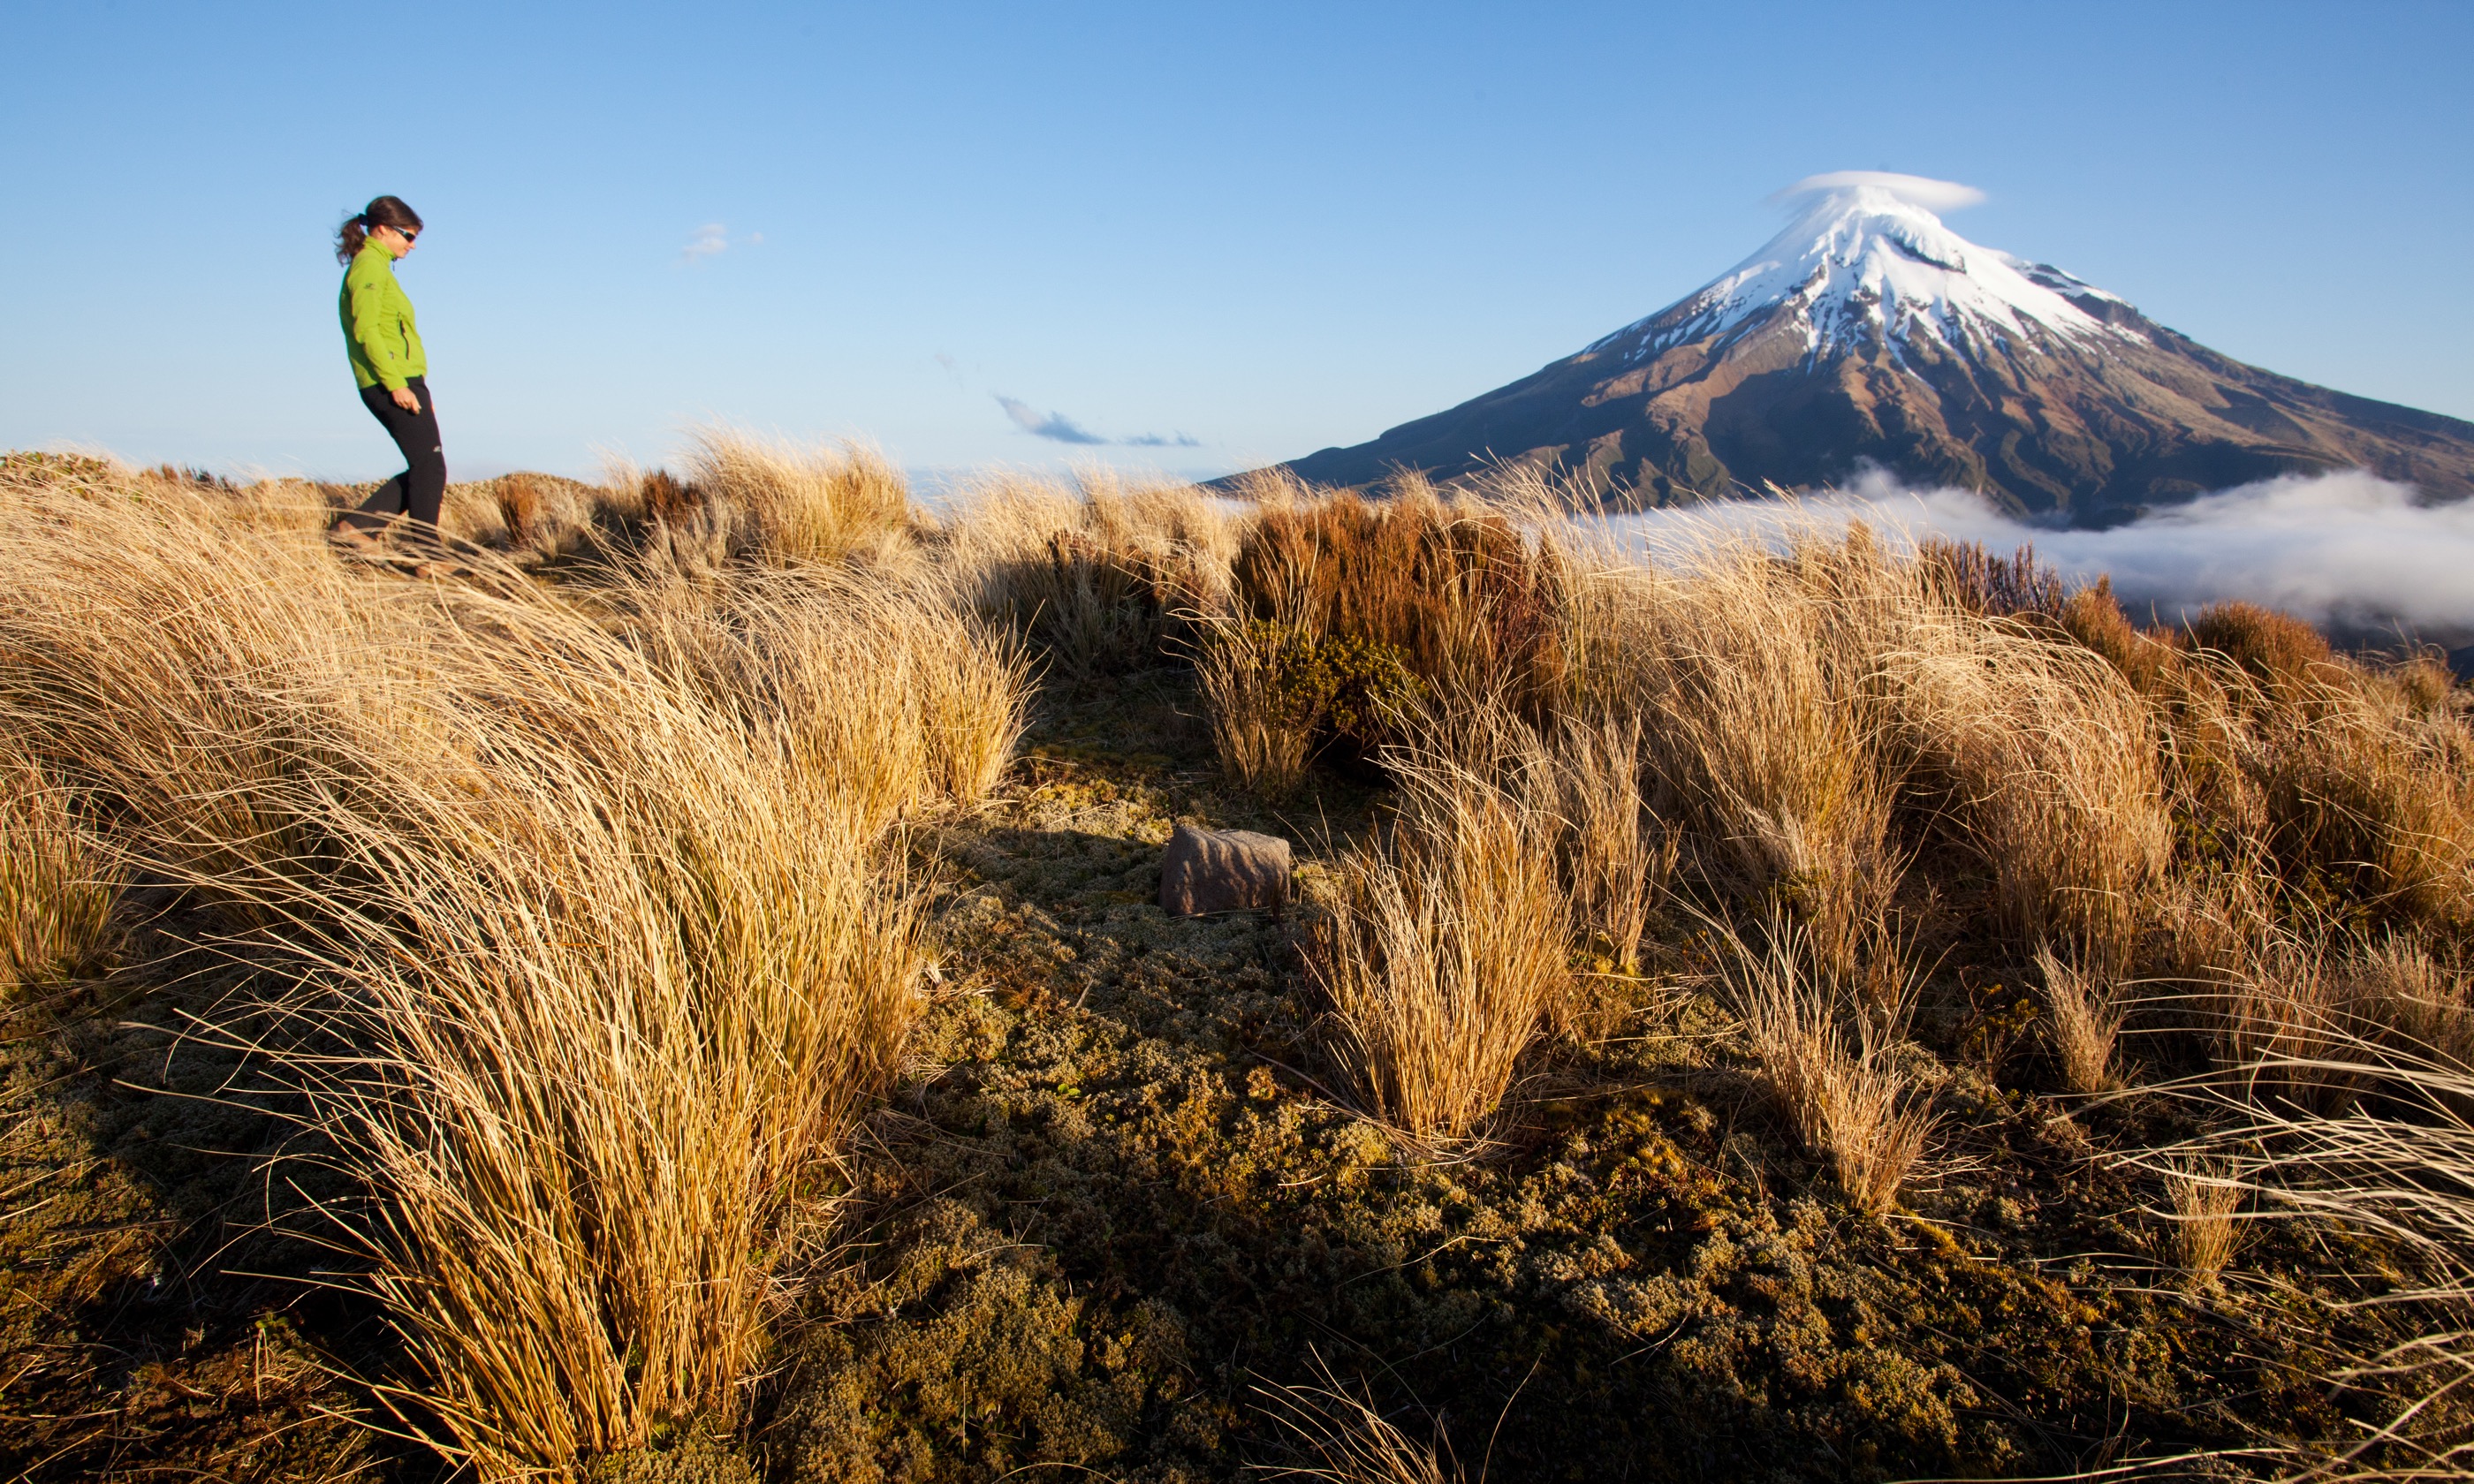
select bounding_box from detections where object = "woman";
[333,195,445,548]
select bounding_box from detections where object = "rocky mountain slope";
[1271,172,2474,523]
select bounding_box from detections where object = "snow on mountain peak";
[1594,175,2144,365]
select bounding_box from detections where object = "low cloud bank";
[1597,469,2474,646]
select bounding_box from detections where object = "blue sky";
[4,1,2469,484]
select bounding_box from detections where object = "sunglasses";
[387,226,420,243]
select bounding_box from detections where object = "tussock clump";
[1883,612,2172,968]
[1716,920,1933,1215]
[1195,619,1426,791]
[1309,752,1570,1141]
[604,564,1029,829]
[2185,600,2341,693]
[0,464,1017,1478]
[1565,534,1902,977]
[1549,710,1673,979]
[0,754,118,990]
[939,473,1241,678]
[2257,676,2474,932]
[2038,943,2126,1094]
[451,470,616,557]
[1196,617,1317,797]
[2348,937,2474,1068]
[676,425,914,566]
[2159,1158,2245,1288]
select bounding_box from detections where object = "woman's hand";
[391,386,422,414]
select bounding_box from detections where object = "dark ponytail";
[335,194,423,264]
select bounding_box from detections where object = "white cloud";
[679,223,730,262]
[1774,170,1986,213]
[1593,469,2474,644]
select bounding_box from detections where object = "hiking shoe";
[328,523,385,555]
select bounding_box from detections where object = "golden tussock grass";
[601,563,1028,829]
[935,471,1243,678]
[1562,531,1901,979]
[1547,710,1674,980]
[2159,1157,2246,1288]
[0,751,118,990]
[2349,936,2474,1070]
[1881,610,2171,970]
[1713,918,1934,1215]
[2037,943,2126,1095]
[1196,614,1316,796]
[677,425,914,565]
[1309,747,1570,1142]
[0,462,1025,1477]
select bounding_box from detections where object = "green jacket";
[339,242,426,390]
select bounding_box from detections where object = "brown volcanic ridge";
[1265,173,2474,526]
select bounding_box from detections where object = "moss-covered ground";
[748,670,2410,1482]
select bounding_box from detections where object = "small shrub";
[2185,600,2337,693]
[642,469,701,526]
[493,472,547,543]
[1916,536,2065,618]
[1231,488,1566,714]
[1196,620,1425,794]
[2056,578,2176,694]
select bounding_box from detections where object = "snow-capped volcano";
[1266,173,2474,522]
[1602,174,2136,363]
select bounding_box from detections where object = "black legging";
[350,375,447,531]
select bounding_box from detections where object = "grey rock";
[1160,823,1291,916]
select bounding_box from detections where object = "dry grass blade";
[2124,1041,2474,1477]
[1250,1353,1461,1484]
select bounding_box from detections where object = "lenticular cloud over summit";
[1605,471,2474,644]
[1772,170,1987,213]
